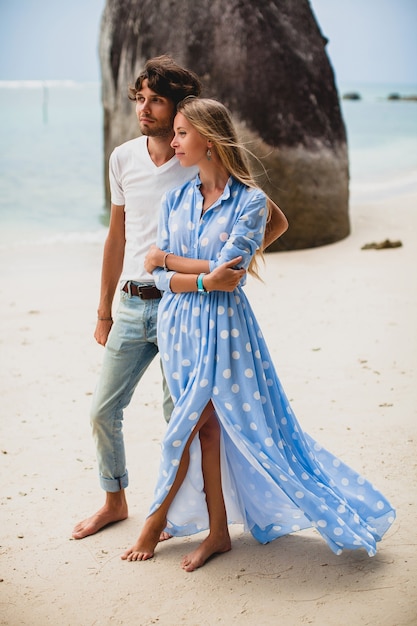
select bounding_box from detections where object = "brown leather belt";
[122,282,162,300]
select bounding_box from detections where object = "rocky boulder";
[99,0,350,250]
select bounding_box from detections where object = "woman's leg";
[181,405,231,572]
[121,401,215,561]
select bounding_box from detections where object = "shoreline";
[0,191,416,625]
[1,168,416,251]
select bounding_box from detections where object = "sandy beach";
[0,190,416,626]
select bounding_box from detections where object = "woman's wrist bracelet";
[163,252,172,271]
[197,273,208,293]
[97,316,113,321]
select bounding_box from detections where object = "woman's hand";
[204,256,246,292]
[144,244,163,273]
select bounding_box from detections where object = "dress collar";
[195,174,233,209]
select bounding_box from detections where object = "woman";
[122,97,395,571]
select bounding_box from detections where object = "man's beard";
[140,122,173,138]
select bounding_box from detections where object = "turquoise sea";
[340,81,417,204]
[0,80,416,248]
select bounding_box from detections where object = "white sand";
[0,192,416,625]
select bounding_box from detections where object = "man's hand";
[94,319,113,346]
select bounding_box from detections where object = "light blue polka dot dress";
[151,175,395,556]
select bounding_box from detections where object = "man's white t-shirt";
[109,135,197,284]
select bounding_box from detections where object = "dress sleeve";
[209,190,267,272]
[153,191,177,293]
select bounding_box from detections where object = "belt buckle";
[137,285,154,299]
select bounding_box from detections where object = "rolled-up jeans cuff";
[99,470,129,493]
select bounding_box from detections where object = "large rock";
[99,0,350,250]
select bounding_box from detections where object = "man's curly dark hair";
[128,55,202,107]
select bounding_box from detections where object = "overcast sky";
[0,0,416,85]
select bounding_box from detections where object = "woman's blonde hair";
[176,97,270,280]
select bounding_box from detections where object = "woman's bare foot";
[159,530,173,542]
[181,532,231,572]
[72,491,128,539]
[121,518,165,562]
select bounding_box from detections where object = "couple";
[73,56,395,571]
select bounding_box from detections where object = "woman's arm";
[263,199,288,250]
[207,190,267,274]
[152,185,266,293]
[144,245,209,275]
[168,257,246,294]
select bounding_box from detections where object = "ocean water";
[339,82,417,203]
[0,80,416,247]
[0,81,106,247]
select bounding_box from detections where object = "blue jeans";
[90,286,172,492]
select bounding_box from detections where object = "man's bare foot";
[181,532,231,572]
[121,518,163,562]
[72,491,128,539]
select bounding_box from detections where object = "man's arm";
[94,204,126,346]
[263,199,288,250]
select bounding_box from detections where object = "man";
[72,55,287,540]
